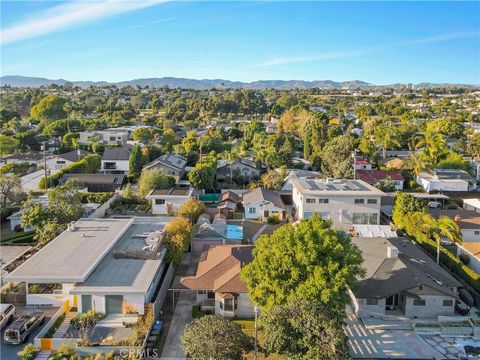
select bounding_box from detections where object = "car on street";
[3,311,45,345]
[0,304,16,329]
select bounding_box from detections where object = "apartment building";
[291,178,384,229]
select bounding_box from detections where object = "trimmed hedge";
[39,153,101,189]
[79,192,114,204]
[0,162,34,176]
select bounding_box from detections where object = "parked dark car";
[3,311,45,345]
[455,300,471,316]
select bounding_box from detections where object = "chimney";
[454,214,462,224]
[387,245,399,259]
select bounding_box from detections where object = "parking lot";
[0,306,58,360]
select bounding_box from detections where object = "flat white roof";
[291,178,384,196]
[71,217,174,294]
[464,198,480,209]
[6,218,133,283]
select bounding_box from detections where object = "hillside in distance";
[0,75,476,89]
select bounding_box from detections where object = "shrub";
[459,253,470,265]
[267,214,281,224]
[53,343,77,358]
[79,192,113,204]
[18,343,39,360]
[70,310,106,330]
[122,301,137,314]
[14,224,23,232]
[192,305,206,319]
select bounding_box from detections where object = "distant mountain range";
[0,75,477,90]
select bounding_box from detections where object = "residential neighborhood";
[1,1,480,359]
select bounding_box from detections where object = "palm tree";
[88,135,100,153]
[415,132,448,165]
[421,214,463,264]
[406,152,433,177]
[374,124,401,159]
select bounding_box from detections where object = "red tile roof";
[356,170,404,184]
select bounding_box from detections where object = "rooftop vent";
[386,245,399,259]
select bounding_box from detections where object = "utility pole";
[254,304,259,360]
[42,141,48,190]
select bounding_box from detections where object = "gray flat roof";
[291,178,385,196]
[0,246,32,269]
[71,218,173,294]
[6,218,133,283]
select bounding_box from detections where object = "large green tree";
[421,214,463,264]
[320,135,354,179]
[262,299,351,360]
[0,173,22,207]
[392,192,427,230]
[0,134,20,156]
[241,215,364,313]
[138,169,175,197]
[30,95,67,125]
[181,315,252,360]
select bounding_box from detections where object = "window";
[367,199,377,204]
[318,199,329,204]
[207,291,215,299]
[155,199,165,205]
[198,290,206,295]
[366,298,378,305]
[354,199,365,204]
[352,213,378,224]
[109,136,116,141]
[248,207,256,214]
[224,299,234,311]
[413,299,426,306]
[306,198,316,204]
[104,162,117,170]
[443,299,453,306]
[475,231,480,235]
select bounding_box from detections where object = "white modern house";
[417,169,475,193]
[463,198,480,213]
[101,147,131,175]
[6,217,174,315]
[242,187,286,221]
[291,178,384,229]
[178,245,255,319]
[79,130,129,146]
[146,187,197,215]
[350,237,461,319]
[46,149,91,171]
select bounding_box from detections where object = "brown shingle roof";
[180,245,253,292]
[430,209,480,230]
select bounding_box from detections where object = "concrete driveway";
[346,308,445,359]
[160,291,195,360]
[0,306,58,360]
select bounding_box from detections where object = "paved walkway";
[35,351,51,360]
[160,291,195,359]
[346,308,445,359]
[52,311,76,338]
[251,224,267,243]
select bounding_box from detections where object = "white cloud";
[253,31,479,68]
[1,0,169,45]
[252,50,367,68]
[125,16,177,29]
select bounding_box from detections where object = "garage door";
[105,295,123,314]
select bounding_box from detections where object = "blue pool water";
[226,224,243,241]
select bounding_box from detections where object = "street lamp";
[254,304,259,360]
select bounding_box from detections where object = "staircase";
[52,310,77,338]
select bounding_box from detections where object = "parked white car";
[0,304,15,329]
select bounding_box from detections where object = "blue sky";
[1,1,479,84]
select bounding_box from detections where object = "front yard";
[234,320,287,360]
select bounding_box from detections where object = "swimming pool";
[226,224,243,241]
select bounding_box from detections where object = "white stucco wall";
[101,160,129,174]
[150,196,190,215]
[460,229,480,242]
[355,297,386,319]
[404,295,456,318]
[417,178,468,193]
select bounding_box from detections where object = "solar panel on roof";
[307,180,320,190]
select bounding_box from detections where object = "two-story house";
[146,187,197,215]
[46,149,91,170]
[143,153,187,182]
[291,178,384,229]
[79,130,129,146]
[101,147,131,175]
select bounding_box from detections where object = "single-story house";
[143,153,187,182]
[3,153,44,165]
[46,149,91,171]
[354,159,372,171]
[429,209,480,242]
[101,147,131,175]
[356,170,405,190]
[146,187,197,215]
[417,169,475,193]
[178,245,255,318]
[463,198,480,213]
[60,173,125,192]
[6,217,174,315]
[242,187,285,221]
[350,237,461,319]
[216,158,265,182]
[457,242,480,274]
